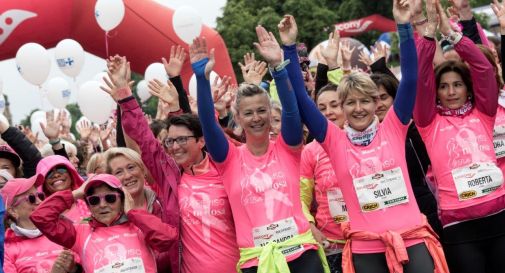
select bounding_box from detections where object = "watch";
[270,59,291,73]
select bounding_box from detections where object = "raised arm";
[30,190,77,249]
[254,25,302,146]
[413,0,438,127]
[492,0,505,85]
[190,37,229,163]
[162,45,191,113]
[392,0,418,125]
[278,15,328,142]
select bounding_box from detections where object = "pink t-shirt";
[4,231,66,273]
[179,157,239,273]
[72,223,157,273]
[493,106,505,171]
[216,136,313,267]
[300,141,348,243]
[418,108,505,225]
[62,199,90,223]
[321,110,423,253]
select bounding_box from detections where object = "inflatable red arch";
[0,0,237,87]
[334,14,396,37]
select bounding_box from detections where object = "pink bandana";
[436,100,473,117]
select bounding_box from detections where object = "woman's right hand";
[254,25,283,68]
[492,0,505,34]
[310,222,329,248]
[189,37,215,80]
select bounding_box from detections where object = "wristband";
[49,138,61,145]
[269,59,291,73]
[441,30,463,45]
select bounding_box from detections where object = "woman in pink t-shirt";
[300,83,348,273]
[414,2,505,273]
[190,24,326,272]
[290,2,448,273]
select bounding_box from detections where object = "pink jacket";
[119,97,181,273]
[4,229,68,273]
[30,190,178,272]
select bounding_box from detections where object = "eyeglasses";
[12,192,45,207]
[163,136,195,148]
[86,193,121,206]
[47,167,68,179]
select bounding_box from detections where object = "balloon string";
[105,31,109,58]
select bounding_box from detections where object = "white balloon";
[188,71,220,99]
[0,114,8,126]
[94,0,125,31]
[145,63,168,83]
[46,77,71,109]
[172,6,202,44]
[93,71,111,87]
[30,111,47,141]
[77,81,115,124]
[30,110,46,126]
[55,39,85,78]
[136,80,151,103]
[16,43,51,86]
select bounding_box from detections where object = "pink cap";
[0,145,21,168]
[0,174,44,210]
[83,174,122,194]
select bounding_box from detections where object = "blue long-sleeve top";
[286,23,418,143]
[192,58,302,163]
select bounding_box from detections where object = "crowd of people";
[1,0,505,272]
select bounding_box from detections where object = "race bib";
[252,217,303,256]
[353,167,409,212]
[493,125,505,159]
[95,257,145,273]
[326,188,349,223]
[451,162,504,201]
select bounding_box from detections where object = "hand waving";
[254,26,283,68]
[40,111,60,141]
[278,15,298,46]
[321,29,341,69]
[392,0,412,24]
[189,37,215,79]
[162,45,187,78]
[148,79,179,105]
[492,0,505,33]
[100,55,134,101]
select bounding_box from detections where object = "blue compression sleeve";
[192,58,229,162]
[393,23,418,125]
[283,44,328,142]
[271,67,303,146]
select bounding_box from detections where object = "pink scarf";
[436,100,473,117]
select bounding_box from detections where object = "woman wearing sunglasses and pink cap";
[30,174,178,273]
[1,175,80,273]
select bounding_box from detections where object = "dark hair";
[316,83,338,102]
[85,183,125,205]
[476,44,503,90]
[166,114,203,139]
[435,60,474,99]
[370,73,399,99]
[149,120,167,138]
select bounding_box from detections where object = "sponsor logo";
[362,202,379,211]
[0,9,38,45]
[267,224,279,230]
[372,173,384,180]
[469,164,480,170]
[459,190,477,199]
[334,215,348,223]
[112,262,124,269]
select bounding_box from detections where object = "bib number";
[95,257,145,273]
[493,126,505,159]
[252,217,303,256]
[326,188,349,223]
[451,162,504,201]
[353,167,409,212]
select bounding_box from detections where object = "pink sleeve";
[454,36,498,117]
[119,98,180,193]
[300,146,315,179]
[29,190,77,249]
[4,248,17,273]
[413,37,437,127]
[127,209,178,252]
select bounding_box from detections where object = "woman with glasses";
[36,155,89,223]
[2,175,80,273]
[30,174,178,273]
[101,52,240,272]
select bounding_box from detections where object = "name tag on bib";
[353,167,409,212]
[451,162,504,201]
[326,188,349,223]
[95,257,145,273]
[252,217,303,256]
[494,126,505,159]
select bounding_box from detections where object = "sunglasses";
[47,167,68,179]
[12,192,45,207]
[86,193,121,206]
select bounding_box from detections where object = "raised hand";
[189,37,215,79]
[99,121,113,142]
[425,0,439,37]
[212,76,231,103]
[101,55,133,101]
[188,95,198,114]
[243,52,256,66]
[358,50,372,67]
[254,26,283,67]
[19,126,38,144]
[40,111,61,142]
[148,79,179,105]
[449,0,472,20]
[78,119,92,141]
[123,188,141,213]
[278,14,298,46]
[162,45,187,78]
[341,40,356,69]
[392,0,412,24]
[492,0,505,34]
[321,29,340,69]
[240,61,268,85]
[436,0,454,36]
